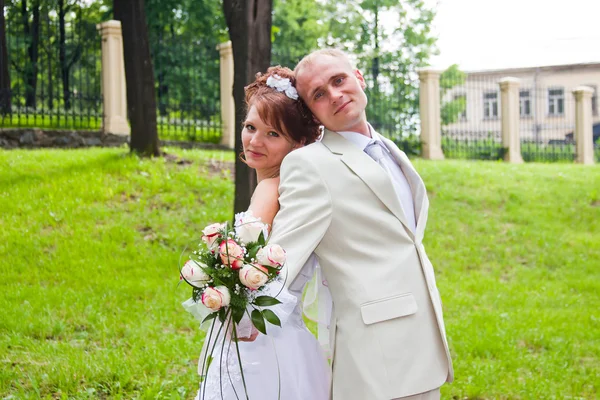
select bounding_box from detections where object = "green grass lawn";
[0,148,598,399]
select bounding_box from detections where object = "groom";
[269,49,453,400]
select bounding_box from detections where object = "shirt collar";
[337,123,383,151]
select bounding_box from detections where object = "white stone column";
[572,86,595,165]
[417,69,444,160]
[97,20,129,135]
[499,77,523,163]
[217,41,235,149]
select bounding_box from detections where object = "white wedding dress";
[186,254,331,400]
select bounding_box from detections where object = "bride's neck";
[256,166,280,183]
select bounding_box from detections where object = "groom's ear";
[354,69,367,89]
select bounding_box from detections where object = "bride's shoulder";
[254,177,280,199]
[249,177,280,226]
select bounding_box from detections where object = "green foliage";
[5,0,107,110]
[253,296,282,307]
[441,136,585,162]
[327,0,437,136]
[145,0,225,120]
[250,309,267,335]
[271,0,326,65]
[440,64,467,126]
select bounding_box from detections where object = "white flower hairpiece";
[266,74,299,100]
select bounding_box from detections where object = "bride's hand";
[236,326,259,342]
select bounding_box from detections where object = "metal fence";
[440,74,505,160]
[439,73,586,162]
[1,1,103,130]
[150,30,221,143]
[520,87,576,162]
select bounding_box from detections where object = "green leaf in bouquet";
[261,264,281,275]
[232,306,245,324]
[261,309,281,327]
[202,312,218,325]
[251,309,267,335]
[192,288,202,303]
[246,244,260,261]
[206,355,214,370]
[253,296,282,307]
[218,308,227,322]
[257,230,267,246]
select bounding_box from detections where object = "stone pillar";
[499,77,523,163]
[217,41,235,149]
[417,69,444,160]
[572,86,595,165]
[97,20,129,135]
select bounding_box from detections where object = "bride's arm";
[236,177,280,342]
[247,177,280,228]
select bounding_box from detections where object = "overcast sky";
[426,0,600,71]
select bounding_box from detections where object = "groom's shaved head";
[294,49,355,78]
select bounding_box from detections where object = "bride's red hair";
[244,66,320,145]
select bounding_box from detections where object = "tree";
[145,0,226,119]
[321,0,438,138]
[0,0,11,114]
[223,0,273,214]
[440,64,467,126]
[114,0,160,156]
[271,0,326,66]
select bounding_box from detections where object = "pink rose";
[202,223,224,250]
[239,264,269,290]
[219,239,244,269]
[201,286,231,312]
[256,244,286,267]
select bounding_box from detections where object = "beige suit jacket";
[270,129,454,400]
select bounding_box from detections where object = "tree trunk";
[223,0,272,214]
[114,0,160,157]
[58,0,71,110]
[0,0,11,114]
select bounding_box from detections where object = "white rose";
[235,212,268,244]
[180,259,210,288]
[239,264,269,290]
[256,244,286,267]
[201,286,231,312]
[202,223,224,250]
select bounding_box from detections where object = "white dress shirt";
[337,127,417,233]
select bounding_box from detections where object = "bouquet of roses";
[181,211,287,333]
[180,211,288,398]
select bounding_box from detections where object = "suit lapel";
[380,136,429,240]
[321,130,414,237]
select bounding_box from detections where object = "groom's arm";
[270,150,332,288]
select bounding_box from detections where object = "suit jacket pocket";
[360,293,418,325]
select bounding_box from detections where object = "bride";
[188,66,331,400]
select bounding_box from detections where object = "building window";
[453,93,467,121]
[520,90,531,117]
[548,88,564,116]
[587,85,598,116]
[483,91,498,119]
